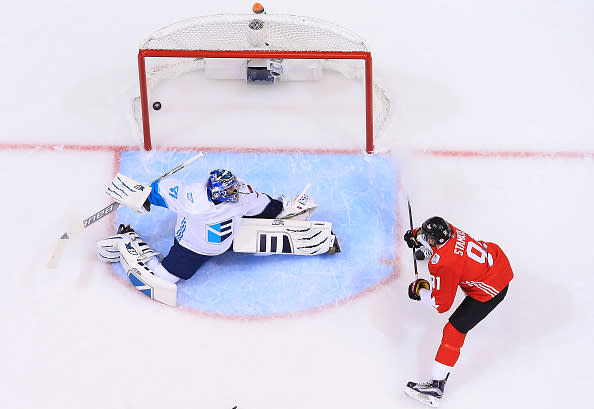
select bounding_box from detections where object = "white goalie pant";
[97,232,177,306]
[233,218,339,255]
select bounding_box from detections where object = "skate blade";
[404,387,440,407]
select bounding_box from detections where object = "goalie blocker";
[233,218,341,255]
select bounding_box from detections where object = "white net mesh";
[141,14,368,52]
[133,13,391,152]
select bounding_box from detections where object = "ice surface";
[1,1,593,409]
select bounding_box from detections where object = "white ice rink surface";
[1,1,593,409]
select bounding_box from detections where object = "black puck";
[153,101,162,110]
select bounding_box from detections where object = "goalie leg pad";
[118,239,177,307]
[233,218,339,256]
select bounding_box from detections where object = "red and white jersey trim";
[460,280,499,297]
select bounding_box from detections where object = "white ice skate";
[404,375,448,407]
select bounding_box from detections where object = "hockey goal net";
[134,8,390,153]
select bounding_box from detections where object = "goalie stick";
[47,151,205,269]
[407,199,419,279]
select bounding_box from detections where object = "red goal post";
[137,12,387,153]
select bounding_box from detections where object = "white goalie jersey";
[148,178,272,256]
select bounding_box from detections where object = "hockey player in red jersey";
[403,216,513,407]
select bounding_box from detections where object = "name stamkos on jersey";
[430,253,440,264]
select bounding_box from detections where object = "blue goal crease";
[112,151,399,316]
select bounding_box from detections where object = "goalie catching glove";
[275,187,318,221]
[106,173,151,214]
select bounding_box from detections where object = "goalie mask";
[421,216,452,247]
[207,169,239,203]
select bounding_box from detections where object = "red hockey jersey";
[427,224,514,313]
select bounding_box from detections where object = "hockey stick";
[407,199,419,279]
[47,151,205,269]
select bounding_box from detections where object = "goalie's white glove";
[275,188,318,221]
[106,173,151,214]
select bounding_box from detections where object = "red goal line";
[0,143,592,160]
[418,149,594,160]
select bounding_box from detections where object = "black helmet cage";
[421,216,452,246]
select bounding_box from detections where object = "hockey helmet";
[207,169,239,203]
[421,216,452,247]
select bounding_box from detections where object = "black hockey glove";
[404,228,421,249]
[408,279,430,301]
